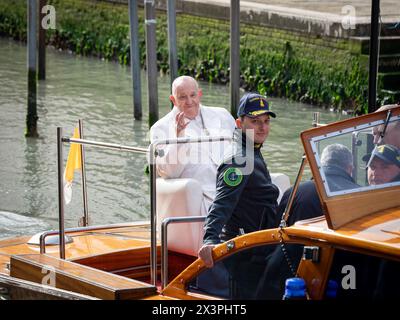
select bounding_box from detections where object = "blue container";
[283,277,307,300]
[325,280,339,299]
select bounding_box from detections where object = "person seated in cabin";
[272,143,358,228]
[197,93,280,299]
[253,143,359,299]
[150,75,236,216]
[320,143,360,193]
[363,144,400,185]
[372,104,400,148]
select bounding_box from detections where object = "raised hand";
[175,112,189,136]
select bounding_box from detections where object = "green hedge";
[2,0,394,113]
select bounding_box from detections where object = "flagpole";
[57,127,66,259]
[79,120,89,227]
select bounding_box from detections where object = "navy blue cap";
[362,144,400,168]
[237,93,276,118]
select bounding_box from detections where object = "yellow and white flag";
[63,127,82,205]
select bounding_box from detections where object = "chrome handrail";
[149,135,232,286]
[312,112,327,127]
[57,132,149,259]
[58,129,232,287]
[65,137,148,154]
[160,216,206,289]
[39,221,150,254]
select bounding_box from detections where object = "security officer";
[198,92,279,299]
[364,144,400,185]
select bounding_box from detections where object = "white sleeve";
[156,144,190,178]
[150,124,189,178]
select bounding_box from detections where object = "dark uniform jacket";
[392,173,400,182]
[323,165,360,192]
[276,180,322,227]
[203,131,279,245]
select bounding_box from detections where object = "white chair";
[270,173,291,203]
[156,173,291,256]
[156,178,204,256]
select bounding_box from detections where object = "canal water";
[0,38,348,239]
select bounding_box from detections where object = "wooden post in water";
[167,0,178,89]
[27,0,38,137]
[145,0,159,127]
[38,0,46,80]
[230,0,240,117]
[368,0,380,113]
[128,0,142,120]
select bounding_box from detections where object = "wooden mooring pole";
[27,0,38,137]
[167,0,178,89]
[230,0,240,117]
[38,0,46,80]
[145,0,159,127]
[368,0,380,113]
[129,0,142,120]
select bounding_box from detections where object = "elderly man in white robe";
[150,76,236,216]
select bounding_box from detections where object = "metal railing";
[39,222,150,254]
[56,127,148,259]
[312,112,327,127]
[160,216,206,289]
[57,128,232,286]
[149,135,231,286]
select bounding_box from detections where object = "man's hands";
[198,244,216,268]
[175,112,189,137]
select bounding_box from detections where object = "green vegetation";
[1,0,394,113]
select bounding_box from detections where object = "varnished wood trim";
[324,191,400,229]
[285,226,400,262]
[10,254,156,299]
[162,229,283,299]
[297,246,335,300]
[72,246,160,271]
[0,237,31,248]
[0,273,97,300]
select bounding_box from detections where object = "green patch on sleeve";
[223,167,243,187]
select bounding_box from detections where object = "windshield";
[310,116,400,197]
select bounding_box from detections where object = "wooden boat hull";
[0,273,97,300]
[0,223,188,300]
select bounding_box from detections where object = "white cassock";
[150,105,236,215]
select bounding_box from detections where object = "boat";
[1,105,399,300]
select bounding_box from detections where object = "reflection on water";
[0,38,348,239]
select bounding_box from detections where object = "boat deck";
[0,224,154,276]
[290,206,400,259]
